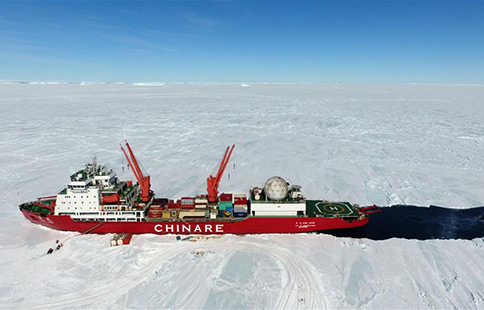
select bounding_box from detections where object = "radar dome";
[264,176,289,200]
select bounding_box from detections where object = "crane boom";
[124,140,144,181]
[120,145,141,181]
[215,146,230,184]
[207,144,235,203]
[120,141,151,203]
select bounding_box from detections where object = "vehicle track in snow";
[202,241,327,309]
[3,238,327,309]
[2,242,194,309]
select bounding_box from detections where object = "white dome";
[264,176,289,200]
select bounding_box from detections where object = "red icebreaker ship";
[19,142,379,235]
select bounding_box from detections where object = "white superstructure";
[250,202,306,216]
[54,160,146,221]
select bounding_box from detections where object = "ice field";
[1,83,484,308]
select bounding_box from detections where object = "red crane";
[207,144,235,203]
[120,140,151,203]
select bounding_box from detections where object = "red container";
[126,181,133,187]
[167,200,178,209]
[180,204,195,209]
[219,193,233,202]
[234,196,247,204]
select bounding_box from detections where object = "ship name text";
[154,223,224,233]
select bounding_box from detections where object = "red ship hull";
[21,209,368,235]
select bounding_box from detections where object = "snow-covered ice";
[0,83,483,308]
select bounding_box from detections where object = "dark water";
[322,205,484,240]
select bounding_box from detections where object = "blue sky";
[1,1,483,83]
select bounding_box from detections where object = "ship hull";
[21,209,368,235]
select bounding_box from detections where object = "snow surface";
[1,83,484,308]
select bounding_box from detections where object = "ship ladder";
[81,220,105,234]
[45,221,105,256]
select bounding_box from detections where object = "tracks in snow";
[4,238,327,309]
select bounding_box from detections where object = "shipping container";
[153,198,169,205]
[219,203,233,211]
[167,200,178,209]
[219,201,233,207]
[219,210,232,217]
[234,212,248,218]
[179,209,205,219]
[162,210,171,219]
[181,197,195,206]
[195,196,208,204]
[234,205,248,213]
[219,193,233,202]
[234,194,247,204]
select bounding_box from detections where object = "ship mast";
[120,140,151,203]
[207,144,235,203]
